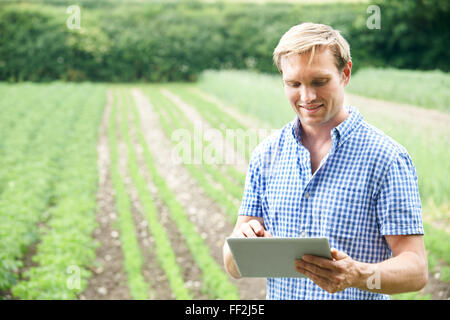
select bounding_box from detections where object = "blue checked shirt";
[238,105,424,300]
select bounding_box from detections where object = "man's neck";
[301,109,349,148]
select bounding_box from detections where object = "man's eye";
[289,83,300,88]
[313,80,328,86]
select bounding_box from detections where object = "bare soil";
[344,93,450,134]
[80,90,131,300]
[116,124,174,299]
[132,88,266,299]
[82,88,265,300]
[162,89,250,173]
[420,267,450,300]
[126,98,209,299]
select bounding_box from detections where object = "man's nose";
[299,86,317,104]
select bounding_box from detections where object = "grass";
[390,221,450,300]
[198,70,290,127]
[423,223,450,282]
[165,84,268,162]
[193,0,368,3]
[391,291,432,300]
[347,68,450,113]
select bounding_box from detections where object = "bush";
[368,0,450,71]
[0,1,447,82]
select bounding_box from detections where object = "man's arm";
[294,234,428,294]
[223,216,272,279]
[354,234,428,294]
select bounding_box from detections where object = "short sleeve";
[238,150,264,218]
[375,152,424,236]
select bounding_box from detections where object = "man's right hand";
[224,216,272,279]
[235,219,272,238]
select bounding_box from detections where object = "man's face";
[280,48,351,129]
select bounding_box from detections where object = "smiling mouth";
[299,104,323,110]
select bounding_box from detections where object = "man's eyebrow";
[283,74,331,82]
[312,73,332,79]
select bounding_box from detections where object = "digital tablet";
[226,237,332,278]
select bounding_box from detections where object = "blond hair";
[273,22,351,73]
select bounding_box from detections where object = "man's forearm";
[355,251,428,294]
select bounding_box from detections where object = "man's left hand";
[294,248,362,294]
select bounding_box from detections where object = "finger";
[264,229,273,238]
[240,223,257,237]
[302,255,335,271]
[233,231,245,238]
[296,266,332,291]
[248,220,265,237]
[331,248,348,260]
[296,259,334,279]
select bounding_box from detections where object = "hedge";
[0,0,448,82]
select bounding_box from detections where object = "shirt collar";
[291,105,363,147]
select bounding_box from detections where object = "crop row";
[168,85,254,186]
[108,89,150,300]
[166,85,260,163]
[11,84,106,299]
[0,84,67,197]
[129,88,239,299]
[171,86,258,189]
[118,88,193,299]
[142,86,242,223]
[0,84,45,189]
[0,84,98,293]
[160,87,244,201]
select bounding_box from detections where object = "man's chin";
[297,111,331,128]
[298,109,324,122]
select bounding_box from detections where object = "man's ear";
[341,61,352,86]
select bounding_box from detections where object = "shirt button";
[301,231,306,237]
[304,192,310,199]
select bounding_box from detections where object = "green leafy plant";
[119,88,193,299]
[142,86,242,223]
[130,87,240,299]
[3,83,105,299]
[106,89,150,300]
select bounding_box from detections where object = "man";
[223,23,428,300]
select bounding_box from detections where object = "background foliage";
[0,0,448,81]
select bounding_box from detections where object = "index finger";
[248,219,265,237]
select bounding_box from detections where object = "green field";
[0,83,106,298]
[0,68,448,300]
[347,68,450,113]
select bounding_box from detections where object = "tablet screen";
[227,237,331,278]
